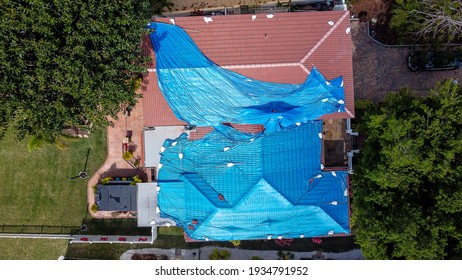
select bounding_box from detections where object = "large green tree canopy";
[352,80,462,259]
[391,0,462,43]
[0,0,152,141]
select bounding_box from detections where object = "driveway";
[351,21,461,102]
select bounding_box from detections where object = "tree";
[149,0,174,15]
[391,0,462,43]
[0,0,152,142]
[352,80,462,259]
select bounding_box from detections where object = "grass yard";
[0,239,70,260]
[0,128,106,259]
[65,235,198,260]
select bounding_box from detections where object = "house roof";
[142,10,354,127]
[157,122,350,241]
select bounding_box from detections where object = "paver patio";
[87,97,148,219]
[352,21,461,102]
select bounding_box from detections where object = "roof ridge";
[150,60,312,74]
[299,11,349,64]
[222,62,299,69]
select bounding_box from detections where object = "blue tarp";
[150,21,350,241]
[157,123,349,241]
[148,22,346,133]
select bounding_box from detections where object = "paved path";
[87,98,148,219]
[352,21,462,102]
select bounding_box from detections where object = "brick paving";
[86,98,148,219]
[352,21,462,102]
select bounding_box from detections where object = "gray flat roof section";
[96,185,137,211]
[137,183,176,228]
[143,126,185,168]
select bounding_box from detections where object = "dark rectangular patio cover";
[97,185,137,211]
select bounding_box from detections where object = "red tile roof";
[142,10,354,127]
[188,124,264,140]
[142,72,185,127]
[226,123,264,134]
[188,127,213,140]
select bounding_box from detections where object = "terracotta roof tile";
[226,123,264,134]
[141,72,185,127]
[188,127,213,140]
[157,12,341,66]
[143,11,355,127]
[302,12,355,117]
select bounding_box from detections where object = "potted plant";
[130,175,142,185]
[123,151,133,161]
[101,177,111,185]
[90,204,98,213]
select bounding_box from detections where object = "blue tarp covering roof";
[148,22,346,133]
[149,22,350,241]
[157,123,349,241]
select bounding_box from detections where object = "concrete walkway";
[120,246,364,260]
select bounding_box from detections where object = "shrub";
[123,151,133,161]
[54,138,68,150]
[131,253,169,260]
[275,238,293,247]
[208,249,231,260]
[311,237,322,244]
[131,76,143,92]
[130,175,142,185]
[27,136,45,152]
[157,254,169,260]
[230,240,241,247]
[92,185,98,193]
[132,253,155,260]
[90,204,98,213]
[101,177,111,185]
[277,250,294,260]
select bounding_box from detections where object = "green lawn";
[0,128,107,259]
[0,239,70,260]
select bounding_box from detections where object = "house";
[137,10,355,241]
